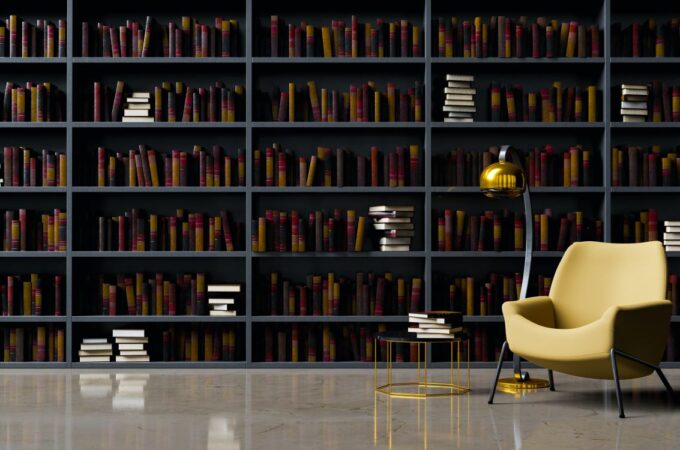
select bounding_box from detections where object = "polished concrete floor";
[0,368,678,449]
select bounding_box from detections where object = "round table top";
[376,330,468,344]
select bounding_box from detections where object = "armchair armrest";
[609,300,672,364]
[502,296,555,328]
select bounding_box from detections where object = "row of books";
[612,20,680,57]
[262,16,421,58]
[2,209,66,252]
[252,209,367,253]
[253,144,421,188]
[94,209,240,252]
[90,81,245,122]
[255,80,424,122]
[618,81,680,123]
[162,326,238,362]
[614,209,659,243]
[262,271,422,316]
[2,148,66,187]
[434,16,600,58]
[531,210,602,251]
[611,145,680,187]
[432,145,594,187]
[0,16,66,58]
[1,274,63,316]
[90,273,240,316]
[79,329,148,362]
[81,17,240,58]
[440,273,554,316]
[435,209,524,252]
[2,326,64,362]
[489,82,598,122]
[96,145,245,187]
[1,82,65,122]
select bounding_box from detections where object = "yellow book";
[23,281,31,316]
[563,154,571,187]
[587,85,597,122]
[354,216,366,251]
[327,272,334,314]
[57,330,64,362]
[17,88,25,121]
[288,82,295,122]
[125,280,135,314]
[540,214,549,250]
[565,22,577,57]
[349,86,357,121]
[224,157,232,187]
[412,26,420,56]
[238,155,245,186]
[306,155,317,186]
[321,27,332,57]
[148,152,160,187]
[59,154,67,186]
[333,282,340,312]
[553,81,562,120]
[195,215,204,251]
[374,91,381,122]
[466,277,474,315]
[482,24,488,56]
[307,81,320,121]
[258,217,266,252]
[570,147,579,186]
[30,86,37,121]
[387,86,396,122]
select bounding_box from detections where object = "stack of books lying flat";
[368,205,415,251]
[114,329,149,362]
[208,283,241,316]
[123,92,154,123]
[443,74,476,122]
[620,83,648,123]
[407,311,463,339]
[664,220,680,251]
[78,338,113,362]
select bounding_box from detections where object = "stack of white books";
[443,74,476,123]
[78,338,113,362]
[407,311,463,339]
[208,283,241,316]
[112,373,149,411]
[368,205,415,251]
[620,84,648,123]
[122,92,154,123]
[113,329,149,362]
[664,221,680,251]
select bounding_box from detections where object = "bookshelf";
[2,0,680,369]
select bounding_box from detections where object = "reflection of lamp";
[480,145,550,391]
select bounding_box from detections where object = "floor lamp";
[480,145,550,391]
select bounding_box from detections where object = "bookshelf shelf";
[0,362,69,368]
[432,57,605,65]
[72,122,246,129]
[72,187,248,193]
[72,316,246,323]
[72,361,245,369]
[253,57,426,64]
[2,0,676,368]
[73,57,247,64]
[0,316,67,323]
[251,316,409,323]
[252,251,426,258]
[72,251,247,258]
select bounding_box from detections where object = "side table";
[374,330,471,398]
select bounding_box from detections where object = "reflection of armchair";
[488,241,675,418]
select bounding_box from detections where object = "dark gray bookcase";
[1,0,678,369]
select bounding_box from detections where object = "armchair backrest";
[549,241,667,329]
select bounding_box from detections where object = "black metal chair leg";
[488,341,508,404]
[610,349,625,418]
[548,370,555,391]
[655,368,675,398]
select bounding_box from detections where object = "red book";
[270,16,279,57]
[531,23,539,57]
[546,26,554,58]
[111,81,124,122]
[110,27,120,57]
[141,16,152,57]
[370,146,379,186]
[108,285,116,316]
[590,25,599,57]
[632,22,640,57]
[288,24,295,57]
[515,24,523,58]
[220,210,234,251]
[117,215,125,251]
[18,209,26,251]
[400,20,408,57]
[182,87,193,122]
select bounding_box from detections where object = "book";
[80,356,112,362]
[121,117,155,123]
[118,350,148,356]
[408,311,462,320]
[208,298,235,305]
[416,333,460,339]
[115,337,149,344]
[80,344,113,351]
[207,284,241,293]
[369,205,415,213]
[209,310,237,316]
[115,355,150,362]
[113,329,145,338]
[117,343,145,351]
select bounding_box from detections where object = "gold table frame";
[374,336,471,398]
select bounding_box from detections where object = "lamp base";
[496,377,551,393]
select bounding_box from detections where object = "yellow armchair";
[488,241,674,418]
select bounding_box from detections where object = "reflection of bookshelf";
[4,0,680,369]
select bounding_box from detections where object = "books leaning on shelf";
[369,205,415,251]
[664,221,680,251]
[620,84,648,123]
[443,74,475,122]
[79,338,113,362]
[114,329,149,362]
[123,92,154,123]
[207,283,241,316]
[407,311,463,339]
[0,16,67,58]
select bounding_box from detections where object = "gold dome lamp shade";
[480,159,526,199]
